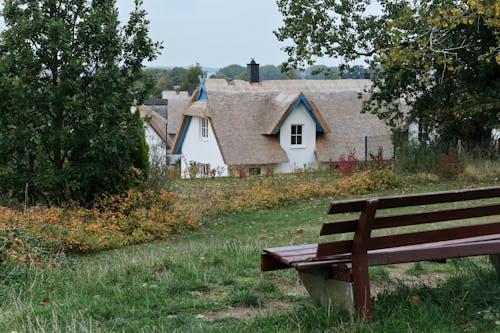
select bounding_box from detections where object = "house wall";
[275,104,318,173]
[180,116,228,178]
[144,123,167,165]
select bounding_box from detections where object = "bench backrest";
[317,186,500,258]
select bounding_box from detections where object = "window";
[248,167,261,176]
[200,117,208,141]
[200,163,211,177]
[291,124,303,146]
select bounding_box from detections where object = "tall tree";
[0,0,161,204]
[275,0,499,144]
[179,63,205,91]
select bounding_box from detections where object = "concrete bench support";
[298,268,354,313]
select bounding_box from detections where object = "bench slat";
[317,221,500,257]
[328,186,500,214]
[263,243,317,253]
[261,253,292,271]
[320,203,500,235]
[368,238,500,265]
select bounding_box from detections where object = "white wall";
[180,116,228,178]
[275,104,318,173]
[144,123,167,164]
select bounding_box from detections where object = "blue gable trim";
[175,116,192,154]
[196,76,207,101]
[290,93,324,133]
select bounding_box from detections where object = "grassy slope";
[1,179,500,332]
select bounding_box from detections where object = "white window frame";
[291,124,304,148]
[200,117,209,141]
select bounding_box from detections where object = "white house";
[172,62,394,178]
[138,105,168,165]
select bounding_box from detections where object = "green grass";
[1,179,500,332]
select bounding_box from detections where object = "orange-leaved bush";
[0,190,197,261]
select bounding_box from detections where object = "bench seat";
[263,234,500,272]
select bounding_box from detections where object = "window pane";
[297,125,302,135]
[291,136,296,145]
[291,125,296,135]
[297,136,302,145]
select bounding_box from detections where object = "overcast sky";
[116,0,339,69]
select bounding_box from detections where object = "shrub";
[369,147,387,170]
[265,165,275,177]
[187,160,200,179]
[337,148,358,176]
[435,150,465,180]
[0,190,197,259]
[336,169,402,194]
[238,167,247,178]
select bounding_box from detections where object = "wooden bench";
[261,186,500,321]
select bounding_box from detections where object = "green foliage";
[135,67,187,97]
[179,63,205,91]
[260,64,300,80]
[211,63,367,81]
[131,108,150,180]
[275,0,500,144]
[211,64,247,80]
[395,143,442,173]
[0,0,161,204]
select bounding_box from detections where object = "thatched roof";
[173,79,392,165]
[139,106,167,143]
[162,91,191,139]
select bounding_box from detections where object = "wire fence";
[364,134,499,172]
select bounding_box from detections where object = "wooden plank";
[368,221,500,251]
[293,256,351,269]
[320,203,500,236]
[373,203,500,230]
[315,239,353,258]
[261,253,291,271]
[328,186,500,214]
[351,199,378,321]
[368,239,500,266]
[266,247,317,258]
[373,234,500,252]
[317,222,500,257]
[263,243,317,253]
[279,253,319,265]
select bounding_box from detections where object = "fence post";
[364,136,368,162]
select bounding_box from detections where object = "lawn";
[1,175,500,332]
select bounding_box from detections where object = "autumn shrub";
[0,190,197,261]
[368,147,389,170]
[336,169,402,195]
[435,150,465,180]
[192,169,402,221]
[0,225,54,265]
[337,149,359,176]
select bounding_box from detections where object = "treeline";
[211,64,370,81]
[142,64,370,98]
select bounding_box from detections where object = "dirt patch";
[200,300,294,321]
[266,276,309,297]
